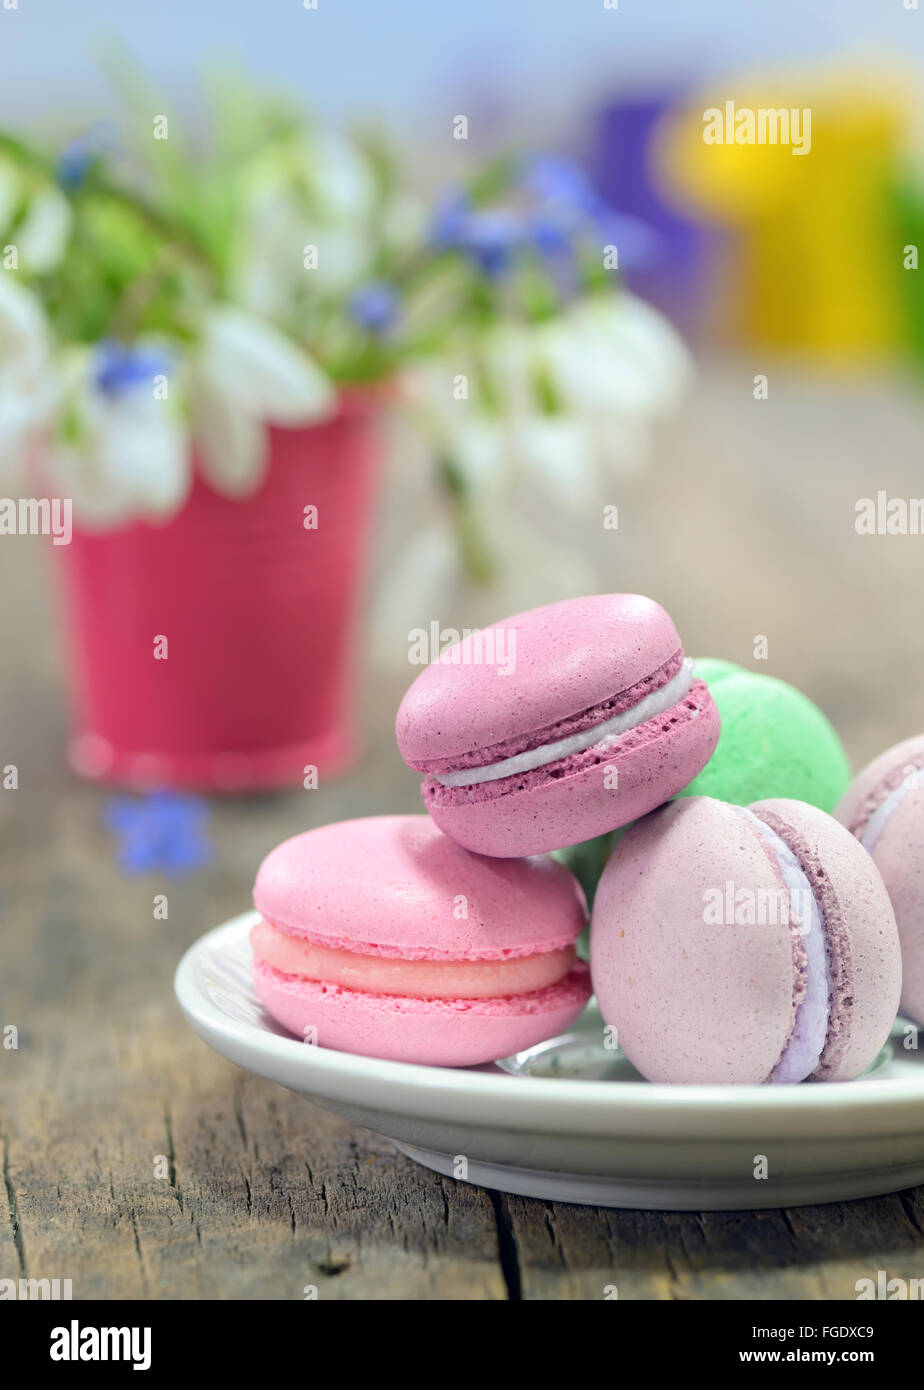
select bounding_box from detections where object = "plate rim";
[174,913,924,1141]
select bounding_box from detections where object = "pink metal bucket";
[56,397,380,791]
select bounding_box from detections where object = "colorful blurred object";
[892,180,924,368]
[593,92,720,333]
[655,67,913,362]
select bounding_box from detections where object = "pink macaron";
[835,734,924,1026]
[250,815,590,1066]
[396,594,720,858]
[591,796,901,1085]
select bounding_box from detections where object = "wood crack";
[162,1102,183,1213]
[488,1189,521,1300]
[129,1208,151,1298]
[1,1133,25,1275]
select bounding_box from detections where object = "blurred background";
[2,0,924,874]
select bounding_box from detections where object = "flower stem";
[437,453,495,588]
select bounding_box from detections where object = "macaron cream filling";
[250,919,578,1000]
[860,779,915,853]
[742,809,833,1085]
[845,747,924,849]
[433,658,695,790]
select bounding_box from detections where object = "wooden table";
[3,358,924,1299]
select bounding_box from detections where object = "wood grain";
[3,358,924,1299]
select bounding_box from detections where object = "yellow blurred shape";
[654,65,913,361]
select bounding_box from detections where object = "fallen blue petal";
[105,790,213,877]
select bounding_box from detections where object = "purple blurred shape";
[593,94,720,332]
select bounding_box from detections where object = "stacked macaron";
[251,589,907,1084]
[395,594,721,857]
[252,592,723,1066]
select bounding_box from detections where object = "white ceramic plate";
[175,913,924,1210]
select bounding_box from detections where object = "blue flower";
[523,155,660,272]
[521,155,598,217]
[105,790,213,876]
[57,145,94,193]
[95,340,171,396]
[431,194,528,278]
[461,210,524,278]
[57,122,120,191]
[347,281,401,335]
[428,158,658,283]
[429,191,473,251]
[530,208,580,260]
[524,156,604,265]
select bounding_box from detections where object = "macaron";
[835,735,924,1026]
[677,659,850,812]
[396,594,720,858]
[250,815,590,1066]
[591,796,901,1085]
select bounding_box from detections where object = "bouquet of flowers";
[0,68,691,577]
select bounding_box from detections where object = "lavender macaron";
[591,796,901,1085]
[835,734,924,1026]
[396,594,720,858]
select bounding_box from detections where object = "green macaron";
[676,658,850,812]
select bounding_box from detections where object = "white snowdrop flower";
[45,341,188,528]
[188,305,334,497]
[0,275,53,471]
